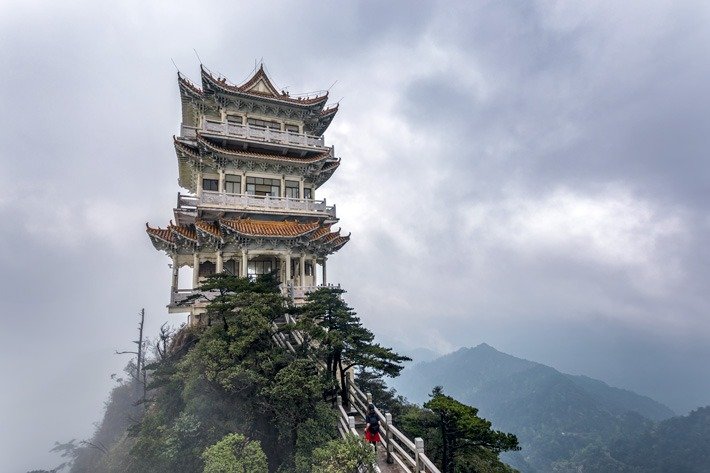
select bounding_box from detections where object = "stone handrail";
[198,191,337,217]
[199,121,326,148]
[170,289,222,307]
[271,312,441,473]
[345,378,441,473]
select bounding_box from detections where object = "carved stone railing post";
[415,437,425,472]
[348,415,356,431]
[385,413,393,464]
[366,392,373,405]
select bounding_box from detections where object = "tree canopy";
[295,287,410,403]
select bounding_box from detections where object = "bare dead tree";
[155,322,174,361]
[116,309,147,408]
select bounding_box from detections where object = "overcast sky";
[2,1,709,471]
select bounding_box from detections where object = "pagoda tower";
[147,64,349,324]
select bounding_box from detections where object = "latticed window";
[305,261,313,276]
[224,259,238,276]
[199,261,216,277]
[202,178,218,191]
[285,180,299,198]
[225,175,241,194]
[226,114,243,125]
[248,260,273,277]
[285,123,299,133]
[246,177,280,196]
[247,118,281,130]
[304,187,313,200]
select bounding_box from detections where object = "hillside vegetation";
[57,276,519,473]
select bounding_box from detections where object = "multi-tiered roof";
[146,64,349,311]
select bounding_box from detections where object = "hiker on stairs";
[364,403,381,451]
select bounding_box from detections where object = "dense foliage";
[201,433,267,473]
[65,275,401,473]
[393,387,520,473]
[58,277,524,473]
[294,286,410,404]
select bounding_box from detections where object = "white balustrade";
[170,289,221,306]
[200,121,325,148]
[198,190,336,217]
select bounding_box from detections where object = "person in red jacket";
[364,403,381,451]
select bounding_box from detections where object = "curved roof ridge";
[200,64,329,107]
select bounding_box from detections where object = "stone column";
[299,254,306,287]
[322,257,327,285]
[171,254,179,293]
[241,249,248,277]
[195,170,203,198]
[218,168,225,193]
[241,171,247,194]
[311,257,317,286]
[216,250,223,273]
[285,252,291,282]
[192,252,200,288]
[281,175,286,199]
[299,179,304,200]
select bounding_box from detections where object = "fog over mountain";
[2,1,710,471]
[391,344,706,472]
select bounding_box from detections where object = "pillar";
[385,413,394,464]
[195,169,203,197]
[285,253,291,282]
[311,257,317,285]
[241,171,247,194]
[216,250,223,273]
[171,254,179,292]
[299,254,306,286]
[322,257,327,285]
[415,438,425,471]
[281,175,286,199]
[218,168,225,193]
[241,249,248,277]
[192,252,200,288]
[299,179,304,200]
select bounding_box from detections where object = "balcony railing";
[171,284,339,308]
[181,122,325,148]
[194,190,336,217]
[281,283,341,301]
[169,289,220,307]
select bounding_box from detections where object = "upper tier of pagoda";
[178,64,339,137]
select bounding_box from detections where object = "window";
[224,259,237,276]
[285,123,299,134]
[285,180,299,199]
[246,177,280,197]
[225,175,241,194]
[199,261,216,277]
[305,261,313,276]
[202,178,218,191]
[226,115,243,125]
[303,187,313,200]
[247,118,281,130]
[248,260,273,277]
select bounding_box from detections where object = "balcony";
[168,289,220,311]
[169,284,340,311]
[181,121,325,149]
[179,191,336,218]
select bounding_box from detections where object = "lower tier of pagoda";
[146,217,350,322]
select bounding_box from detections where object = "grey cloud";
[2,1,710,470]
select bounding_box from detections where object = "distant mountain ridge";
[392,343,676,472]
[396,343,674,421]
